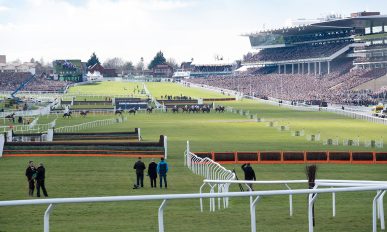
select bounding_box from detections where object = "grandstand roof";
[248,15,387,36]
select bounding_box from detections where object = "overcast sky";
[0,0,386,65]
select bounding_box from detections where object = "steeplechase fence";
[1,135,167,159]
[192,150,387,164]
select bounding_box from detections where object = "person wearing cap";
[133,157,146,188]
[147,159,158,188]
[157,157,169,189]
[25,161,36,197]
[36,163,48,197]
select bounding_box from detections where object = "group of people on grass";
[25,161,48,197]
[133,157,169,189]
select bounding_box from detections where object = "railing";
[143,83,163,109]
[0,105,51,118]
[0,185,386,232]
[192,150,387,164]
[0,119,56,134]
[184,141,235,211]
[54,117,126,133]
[203,179,387,232]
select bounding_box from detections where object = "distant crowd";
[190,66,387,105]
[0,72,68,92]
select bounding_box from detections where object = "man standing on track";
[148,159,158,188]
[157,157,168,189]
[36,163,48,197]
[241,163,256,191]
[25,161,36,197]
[133,157,146,188]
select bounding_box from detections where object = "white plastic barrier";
[203,179,387,232]
[184,141,235,211]
[0,134,4,157]
[0,185,386,232]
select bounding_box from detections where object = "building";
[88,63,118,77]
[0,62,36,74]
[153,64,174,78]
[0,55,6,64]
[243,12,387,75]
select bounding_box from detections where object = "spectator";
[25,161,36,197]
[157,157,169,189]
[36,163,48,197]
[133,157,146,188]
[241,163,256,191]
[147,159,158,188]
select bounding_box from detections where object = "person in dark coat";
[133,157,146,188]
[157,157,169,189]
[147,159,158,188]
[36,163,48,197]
[25,161,36,197]
[241,163,256,191]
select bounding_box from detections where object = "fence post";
[250,196,261,232]
[44,204,55,232]
[163,136,168,159]
[158,200,167,232]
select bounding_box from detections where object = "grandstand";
[190,12,387,105]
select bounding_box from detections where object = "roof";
[248,15,387,36]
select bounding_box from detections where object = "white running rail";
[203,179,387,232]
[184,141,235,211]
[54,117,126,133]
[0,185,386,232]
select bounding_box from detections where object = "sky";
[0,0,387,65]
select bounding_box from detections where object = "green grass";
[145,82,227,99]
[66,81,146,97]
[1,84,387,232]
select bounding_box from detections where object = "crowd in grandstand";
[0,72,32,91]
[189,67,387,105]
[0,72,68,92]
[23,74,68,92]
[244,41,351,62]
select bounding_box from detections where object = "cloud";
[150,0,196,11]
[0,5,9,11]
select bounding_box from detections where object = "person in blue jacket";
[157,157,168,189]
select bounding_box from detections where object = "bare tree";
[166,58,179,69]
[103,57,134,75]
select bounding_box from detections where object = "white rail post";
[185,141,190,166]
[44,204,55,232]
[163,136,168,159]
[158,200,167,232]
[332,190,336,217]
[308,192,318,232]
[379,190,386,230]
[373,191,384,232]
[250,196,261,232]
[285,184,293,216]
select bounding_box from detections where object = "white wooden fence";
[54,117,127,133]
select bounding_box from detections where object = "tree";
[166,58,179,69]
[86,52,100,68]
[148,51,166,70]
[103,57,134,74]
[103,57,124,69]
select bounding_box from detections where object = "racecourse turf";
[0,82,387,232]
